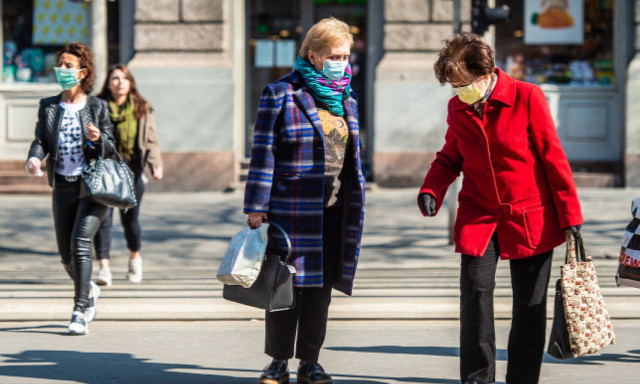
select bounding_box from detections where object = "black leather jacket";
[27,93,115,188]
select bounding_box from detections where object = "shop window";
[1,0,120,84]
[495,0,614,86]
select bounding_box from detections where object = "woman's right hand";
[25,157,43,176]
[247,212,268,229]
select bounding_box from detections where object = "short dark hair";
[433,32,495,86]
[55,42,96,94]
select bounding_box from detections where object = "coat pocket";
[522,204,559,249]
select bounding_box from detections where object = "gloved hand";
[418,193,437,217]
[567,224,582,239]
[25,157,43,177]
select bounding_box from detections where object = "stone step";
[0,184,51,194]
[0,171,49,186]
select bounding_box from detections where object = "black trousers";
[94,166,145,259]
[460,233,553,384]
[264,207,342,362]
[52,177,109,312]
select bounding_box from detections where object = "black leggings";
[94,169,145,259]
[52,178,108,312]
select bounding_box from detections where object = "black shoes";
[297,361,333,384]
[259,360,289,384]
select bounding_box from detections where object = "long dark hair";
[97,63,152,119]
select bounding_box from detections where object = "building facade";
[1,0,638,191]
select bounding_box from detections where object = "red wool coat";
[419,68,583,259]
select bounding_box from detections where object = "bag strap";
[565,229,590,264]
[565,229,577,265]
[266,221,292,262]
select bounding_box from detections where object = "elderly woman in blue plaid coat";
[244,17,365,384]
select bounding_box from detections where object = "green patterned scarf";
[294,56,352,116]
[108,95,137,161]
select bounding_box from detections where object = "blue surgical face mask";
[321,60,348,80]
[54,67,81,90]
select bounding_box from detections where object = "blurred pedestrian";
[244,17,366,384]
[93,64,163,286]
[25,42,114,335]
[417,32,583,384]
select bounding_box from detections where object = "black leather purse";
[80,141,137,210]
[223,221,296,312]
[547,278,573,359]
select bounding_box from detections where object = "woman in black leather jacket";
[25,42,114,335]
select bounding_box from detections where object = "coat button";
[501,205,512,214]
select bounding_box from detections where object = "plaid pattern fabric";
[617,198,640,288]
[244,71,365,295]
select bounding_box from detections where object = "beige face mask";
[452,76,489,104]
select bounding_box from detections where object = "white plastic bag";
[217,224,269,288]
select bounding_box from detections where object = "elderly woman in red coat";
[417,33,583,384]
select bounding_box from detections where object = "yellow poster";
[32,0,88,45]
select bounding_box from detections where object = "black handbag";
[80,141,137,210]
[223,221,296,312]
[547,278,573,359]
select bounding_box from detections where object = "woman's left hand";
[85,122,101,142]
[152,166,164,180]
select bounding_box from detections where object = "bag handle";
[266,221,292,262]
[565,229,590,265]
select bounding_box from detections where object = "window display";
[495,0,614,86]
[2,0,88,83]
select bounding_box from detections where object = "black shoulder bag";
[79,140,138,210]
[223,221,296,312]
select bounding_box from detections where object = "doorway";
[244,0,378,175]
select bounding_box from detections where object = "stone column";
[90,0,108,92]
[128,0,236,191]
[373,0,470,187]
[625,1,640,186]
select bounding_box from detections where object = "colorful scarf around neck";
[294,56,352,116]
[108,95,137,162]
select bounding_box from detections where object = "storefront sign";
[524,0,583,45]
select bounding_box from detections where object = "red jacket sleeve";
[417,112,462,216]
[527,85,583,229]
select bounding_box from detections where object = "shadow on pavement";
[328,345,640,366]
[334,373,459,383]
[0,350,258,384]
[0,324,67,335]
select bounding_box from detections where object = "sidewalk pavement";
[1,187,640,383]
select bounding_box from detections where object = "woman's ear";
[307,50,316,66]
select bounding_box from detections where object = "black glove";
[418,193,437,217]
[567,224,582,239]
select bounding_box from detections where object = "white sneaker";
[85,281,100,323]
[96,267,112,286]
[68,311,88,335]
[127,257,143,283]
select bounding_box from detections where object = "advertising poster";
[524,0,583,45]
[32,0,89,45]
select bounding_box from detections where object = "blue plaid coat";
[244,71,365,295]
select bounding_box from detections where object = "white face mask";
[321,60,349,80]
